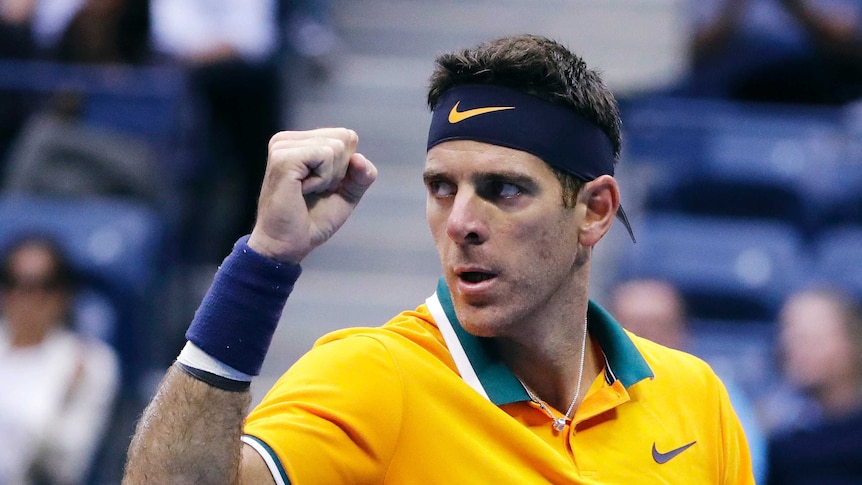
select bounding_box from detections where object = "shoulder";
[313,304,451,366]
[627,332,727,396]
[264,304,450,394]
[630,332,714,374]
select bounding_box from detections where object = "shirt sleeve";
[716,376,757,485]
[243,332,404,484]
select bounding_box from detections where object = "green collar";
[426,277,654,406]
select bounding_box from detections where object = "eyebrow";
[477,171,538,189]
[422,170,445,184]
[422,169,537,186]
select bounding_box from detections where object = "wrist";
[185,235,301,376]
[247,229,304,265]
[177,341,252,380]
[176,342,251,392]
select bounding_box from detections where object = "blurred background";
[2,0,861,483]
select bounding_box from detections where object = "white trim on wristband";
[177,341,253,382]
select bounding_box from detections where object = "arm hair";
[122,365,252,484]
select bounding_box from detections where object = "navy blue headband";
[427,84,635,242]
[427,84,616,179]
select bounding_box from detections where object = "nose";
[446,191,488,245]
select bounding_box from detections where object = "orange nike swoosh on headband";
[448,101,515,123]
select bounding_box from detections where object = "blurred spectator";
[0,234,119,485]
[0,0,38,173]
[0,0,36,58]
[766,287,862,485]
[2,100,162,204]
[149,0,285,262]
[0,0,151,188]
[0,0,39,59]
[682,0,862,104]
[54,0,150,65]
[609,278,768,484]
[610,279,688,350]
[0,0,158,216]
[0,0,147,61]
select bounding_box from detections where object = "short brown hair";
[427,35,622,207]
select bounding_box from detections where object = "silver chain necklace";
[518,317,589,432]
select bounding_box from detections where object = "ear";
[577,175,620,248]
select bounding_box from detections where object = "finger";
[326,146,352,194]
[311,137,352,194]
[339,153,378,204]
[268,138,353,195]
[297,146,334,195]
[268,133,355,155]
[268,128,357,153]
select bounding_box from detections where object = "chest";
[385,375,723,484]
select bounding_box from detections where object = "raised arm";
[122,128,377,484]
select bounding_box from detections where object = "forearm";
[123,238,297,484]
[123,365,251,484]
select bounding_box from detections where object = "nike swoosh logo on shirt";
[652,441,697,464]
[447,101,515,123]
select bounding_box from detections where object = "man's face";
[0,245,69,341]
[424,140,584,338]
[611,281,686,350]
[779,293,854,394]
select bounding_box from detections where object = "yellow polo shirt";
[243,278,754,484]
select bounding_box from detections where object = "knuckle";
[332,138,346,153]
[268,132,282,151]
[345,129,358,145]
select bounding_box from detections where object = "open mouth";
[459,271,496,283]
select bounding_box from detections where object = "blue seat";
[0,60,199,188]
[649,176,806,227]
[620,214,806,321]
[815,157,862,230]
[621,96,848,234]
[0,194,164,387]
[814,225,862,298]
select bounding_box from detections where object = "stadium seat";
[621,96,848,234]
[814,157,862,230]
[814,225,862,298]
[648,176,806,227]
[0,60,198,200]
[620,214,806,321]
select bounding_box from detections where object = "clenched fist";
[248,128,378,264]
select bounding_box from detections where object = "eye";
[427,179,456,198]
[495,181,521,198]
[480,180,522,200]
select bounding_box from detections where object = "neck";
[10,330,48,348]
[497,314,601,413]
[497,251,598,411]
[5,321,52,348]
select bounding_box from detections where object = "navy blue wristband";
[185,235,301,376]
